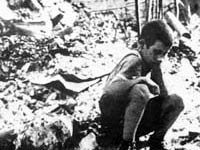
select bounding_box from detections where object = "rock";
[16,114,73,150]
[26,0,43,11]
[0,0,18,20]
[79,132,98,150]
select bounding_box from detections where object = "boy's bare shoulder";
[121,50,142,64]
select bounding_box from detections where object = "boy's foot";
[118,140,136,150]
[149,138,167,150]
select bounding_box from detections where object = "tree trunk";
[148,0,152,21]
[174,0,178,17]
[159,0,163,19]
[135,0,140,37]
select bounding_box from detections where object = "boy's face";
[141,40,170,65]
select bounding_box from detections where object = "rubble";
[0,0,200,150]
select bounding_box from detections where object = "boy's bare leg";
[148,94,184,150]
[135,94,184,150]
[136,96,163,141]
[119,84,154,150]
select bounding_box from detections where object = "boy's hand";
[131,76,160,95]
[143,77,160,95]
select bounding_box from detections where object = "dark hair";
[140,20,173,48]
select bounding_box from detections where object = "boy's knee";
[168,94,185,111]
[133,84,148,91]
[130,84,153,102]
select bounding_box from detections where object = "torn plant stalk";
[165,11,191,39]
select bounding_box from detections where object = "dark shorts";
[99,78,134,125]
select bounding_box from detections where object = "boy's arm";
[151,63,168,97]
[117,55,160,94]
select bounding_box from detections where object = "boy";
[99,20,184,150]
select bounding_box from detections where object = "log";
[165,11,191,38]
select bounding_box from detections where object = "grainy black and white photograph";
[0,0,200,150]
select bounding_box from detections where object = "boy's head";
[139,20,173,65]
[140,20,173,48]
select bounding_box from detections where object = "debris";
[79,132,98,150]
